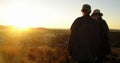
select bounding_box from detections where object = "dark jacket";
[68,15,111,61]
[68,15,98,61]
[95,18,111,57]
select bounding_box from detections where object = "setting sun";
[12,25,30,30]
[7,19,33,31]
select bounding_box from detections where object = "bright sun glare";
[12,24,30,30]
[9,21,32,31]
[4,3,58,29]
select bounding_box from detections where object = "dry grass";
[0,28,119,63]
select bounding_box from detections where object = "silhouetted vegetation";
[0,26,120,63]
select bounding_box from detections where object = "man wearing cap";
[91,9,111,63]
[68,4,99,63]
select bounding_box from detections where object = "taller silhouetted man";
[68,4,99,63]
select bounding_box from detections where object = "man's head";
[81,4,91,15]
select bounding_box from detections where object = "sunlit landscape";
[0,25,120,63]
[0,26,70,63]
[0,0,120,63]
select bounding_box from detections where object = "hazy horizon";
[0,0,120,29]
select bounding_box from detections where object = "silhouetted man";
[68,4,100,63]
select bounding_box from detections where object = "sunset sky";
[0,0,120,29]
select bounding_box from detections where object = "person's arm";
[101,20,111,55]
[68,18,80,56]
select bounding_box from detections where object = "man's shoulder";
[74,15,93,23]
[74,17,82,23]
[76,17,82,20]
[75,16,86,21]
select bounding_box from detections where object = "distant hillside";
[0,25,120,32]
[0,25,10,30]
[110,29,120,32]
[109,30,120,47]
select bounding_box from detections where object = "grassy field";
[0,26,120,63]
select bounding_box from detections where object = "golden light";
[7,18,33,31]
[12,25,30,31]
[10,22,32,31]
[3,3,59,29]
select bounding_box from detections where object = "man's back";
[68,15,98,61]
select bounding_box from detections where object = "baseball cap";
[81,4,91,12]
